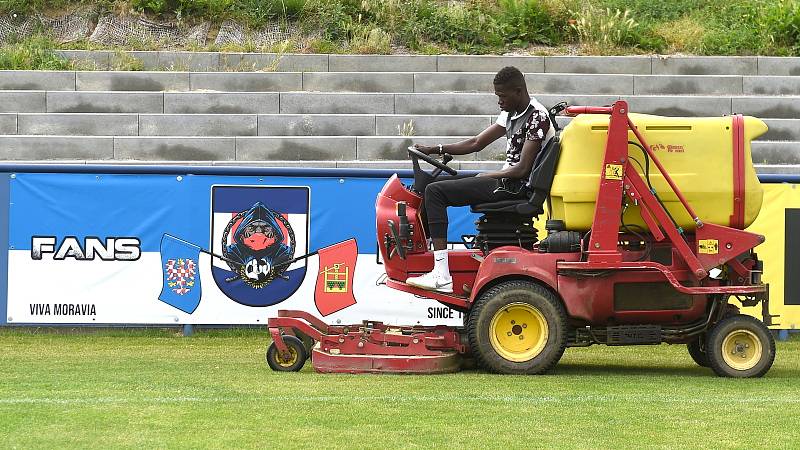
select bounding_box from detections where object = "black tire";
[468,280,567,374]
[687,336,710,367]
[266,335,308,372]
[706,314,775,378]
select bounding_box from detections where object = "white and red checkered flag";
[158,234,203,314]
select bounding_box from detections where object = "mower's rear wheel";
[706,315,775,378]
[687,336,710,367]
[266,335,308,372]
[468,280,567,374]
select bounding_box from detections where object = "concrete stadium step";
[0,135,506,161]
[2,70,800,96]
[0,135,796,165]
[54,51,800,76]
[0,113,492,137]
[2,113,797,141]
[1,90,798,119]
[752,141,800,165]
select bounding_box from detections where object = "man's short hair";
[494,66,526,88]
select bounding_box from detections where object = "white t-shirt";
[496,98,555,170]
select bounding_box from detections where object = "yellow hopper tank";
[549,113,766,232]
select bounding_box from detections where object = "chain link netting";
[0,15,38,43]
[214,20,300,47]
[1,12,93,43]
[0,12,306,49]
[89,15,210,48]
[41,13,92,43]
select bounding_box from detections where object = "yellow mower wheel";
[266,335,308,372]
[489,303,549,362]
[721,329,763,371]
[468,280,567,375]
[707,314,775,378]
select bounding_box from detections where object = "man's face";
[494,83,523,113]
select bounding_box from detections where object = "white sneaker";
[405,271,453,294]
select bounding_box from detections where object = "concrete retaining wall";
[53,51,800,76]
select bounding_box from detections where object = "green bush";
[0,0,102,14]
[759,0,800,54]
[130,0,169,15]
[700,1,762,54]
[0,35,73,70]
[397,0,502,53]
[301,0,359,42]
[498,0,562,46]
[349,26,392,54]
[234,0,306,24]
[129,0,235,19]
[129,0,306,23]
[569,6,639,48]
[595,0,711,22]
[650,15,706,54]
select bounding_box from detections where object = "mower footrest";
[606,325,662,345]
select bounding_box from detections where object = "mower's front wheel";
[266,335,308,372]
[468,280,567,374]
[706,315,775,378]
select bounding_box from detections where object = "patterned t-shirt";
[496,99,554,171]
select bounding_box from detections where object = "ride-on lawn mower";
[267,100,776,378]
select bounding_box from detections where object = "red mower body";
[267,100,776,377]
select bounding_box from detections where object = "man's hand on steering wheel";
[408,145,457,176]
[412,144,436,155]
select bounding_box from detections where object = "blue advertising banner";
[1,168,477,325]
[0,166,797,328]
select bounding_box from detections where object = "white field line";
[1,395,800,405]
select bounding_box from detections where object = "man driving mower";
[407,66,556,293]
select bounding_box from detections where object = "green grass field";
[1,328,798,449]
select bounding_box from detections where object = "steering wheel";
[407,147,458,176]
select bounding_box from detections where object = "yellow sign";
[605,164,623,181]
[322,263,349,293]
[698,239,719,255]
[743,183,800,329]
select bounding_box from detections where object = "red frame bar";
[730,114,745,229]
[278,309,330,333]
[586,102,629,263]
[566,106,613,115]
[558,260,764,295]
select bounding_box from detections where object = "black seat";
[469,136,561,252]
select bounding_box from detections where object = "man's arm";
[477,139,541,179]
[415,124,505,156]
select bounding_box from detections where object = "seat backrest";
[548,101,568,133]
[524,134,562,214]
